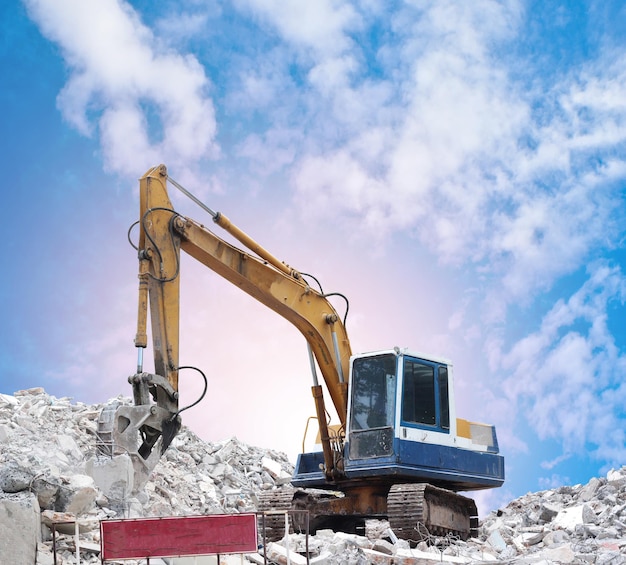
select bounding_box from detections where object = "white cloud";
[487,56,626,300]
[236,0,360,57]
[25,0,625,299]
[232,0,393,133]
[541,452,572,470]
[538,473,572,490]
[155,11,213,45]
[499,262,626,464]
[293,151,389,233]
[268,1,626,318]
[291,1,529,248]
[494,183,611,298]
[24,0,218,176]
[237,128,300,176]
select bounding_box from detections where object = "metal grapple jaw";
[127,371,181,456]
[113,404,181,457]
[97,372,181,491]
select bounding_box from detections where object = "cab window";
[402,358,449,432]
[350,354,396,430]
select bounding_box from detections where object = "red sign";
[101,514,257,560]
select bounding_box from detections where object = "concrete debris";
[0,388,293,564]
[0,491,41,565]
[1,387,626,564]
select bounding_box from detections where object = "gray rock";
[583,503,598,524]
[607,468,626,488]
[543,529,569,546]
[85,454,134,506]
[539,502,559,522]
[31,474,61,509]
[55,474,97,514]
[542,544,577,563]
[486,528,508,552]
[580,477,602,502]
[0,461,35,493]
[596,552,625,565]
[0,423,11,443]
[0,492,41,565]
[371,539,394,555]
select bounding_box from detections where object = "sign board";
[101,514,257,561]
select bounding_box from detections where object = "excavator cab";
[293,348,502,493]
[349,350,456,463]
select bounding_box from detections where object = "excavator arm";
[107,165,352,486]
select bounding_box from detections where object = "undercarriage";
[256,482,479,543]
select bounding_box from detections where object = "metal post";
[284,512,290,565]
[52,524,57,565]
[306,512,310,565]
[262,513,267,565]
[75,520,80,564]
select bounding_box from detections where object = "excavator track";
[387,483,478,541]
[256,487,297,542]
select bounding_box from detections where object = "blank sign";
[101,514,257,560]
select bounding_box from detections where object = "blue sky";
[2,0,626,513]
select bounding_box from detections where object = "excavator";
[98,164,504,541]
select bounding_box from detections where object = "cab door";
[347,353,397,459]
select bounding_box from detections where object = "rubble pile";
[259,466,626,565]
[476,469,626,563]
[1,387,625,564]
[0,388,292,564]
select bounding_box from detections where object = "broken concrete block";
[515,530,544,547]
[31,474,61,509]
[542,544,577,563]
[265,542,308,565]
[56,434,83,461]
[262,456,283,479]
[539,502,560,522]
[0,423,11,443]
[0,460,35,493]
[55,474,97,514]
[582,503,598,524]
[554,505,586,531]
[579,477,601,502]
[197,478,218,500]
[85,454,134,504]
[36,546,55,565]
[486,528,508,552]
[0,492,40,565]
[372,538,395,555]
[0,392,19,407]
[360,548,395,564]
[607,468,626,484]
[543,528,570,546]
[41,509,98,534]
[333,531,373,548]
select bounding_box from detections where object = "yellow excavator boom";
[110,164,352,485]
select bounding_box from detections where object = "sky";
[1,0,626,514]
